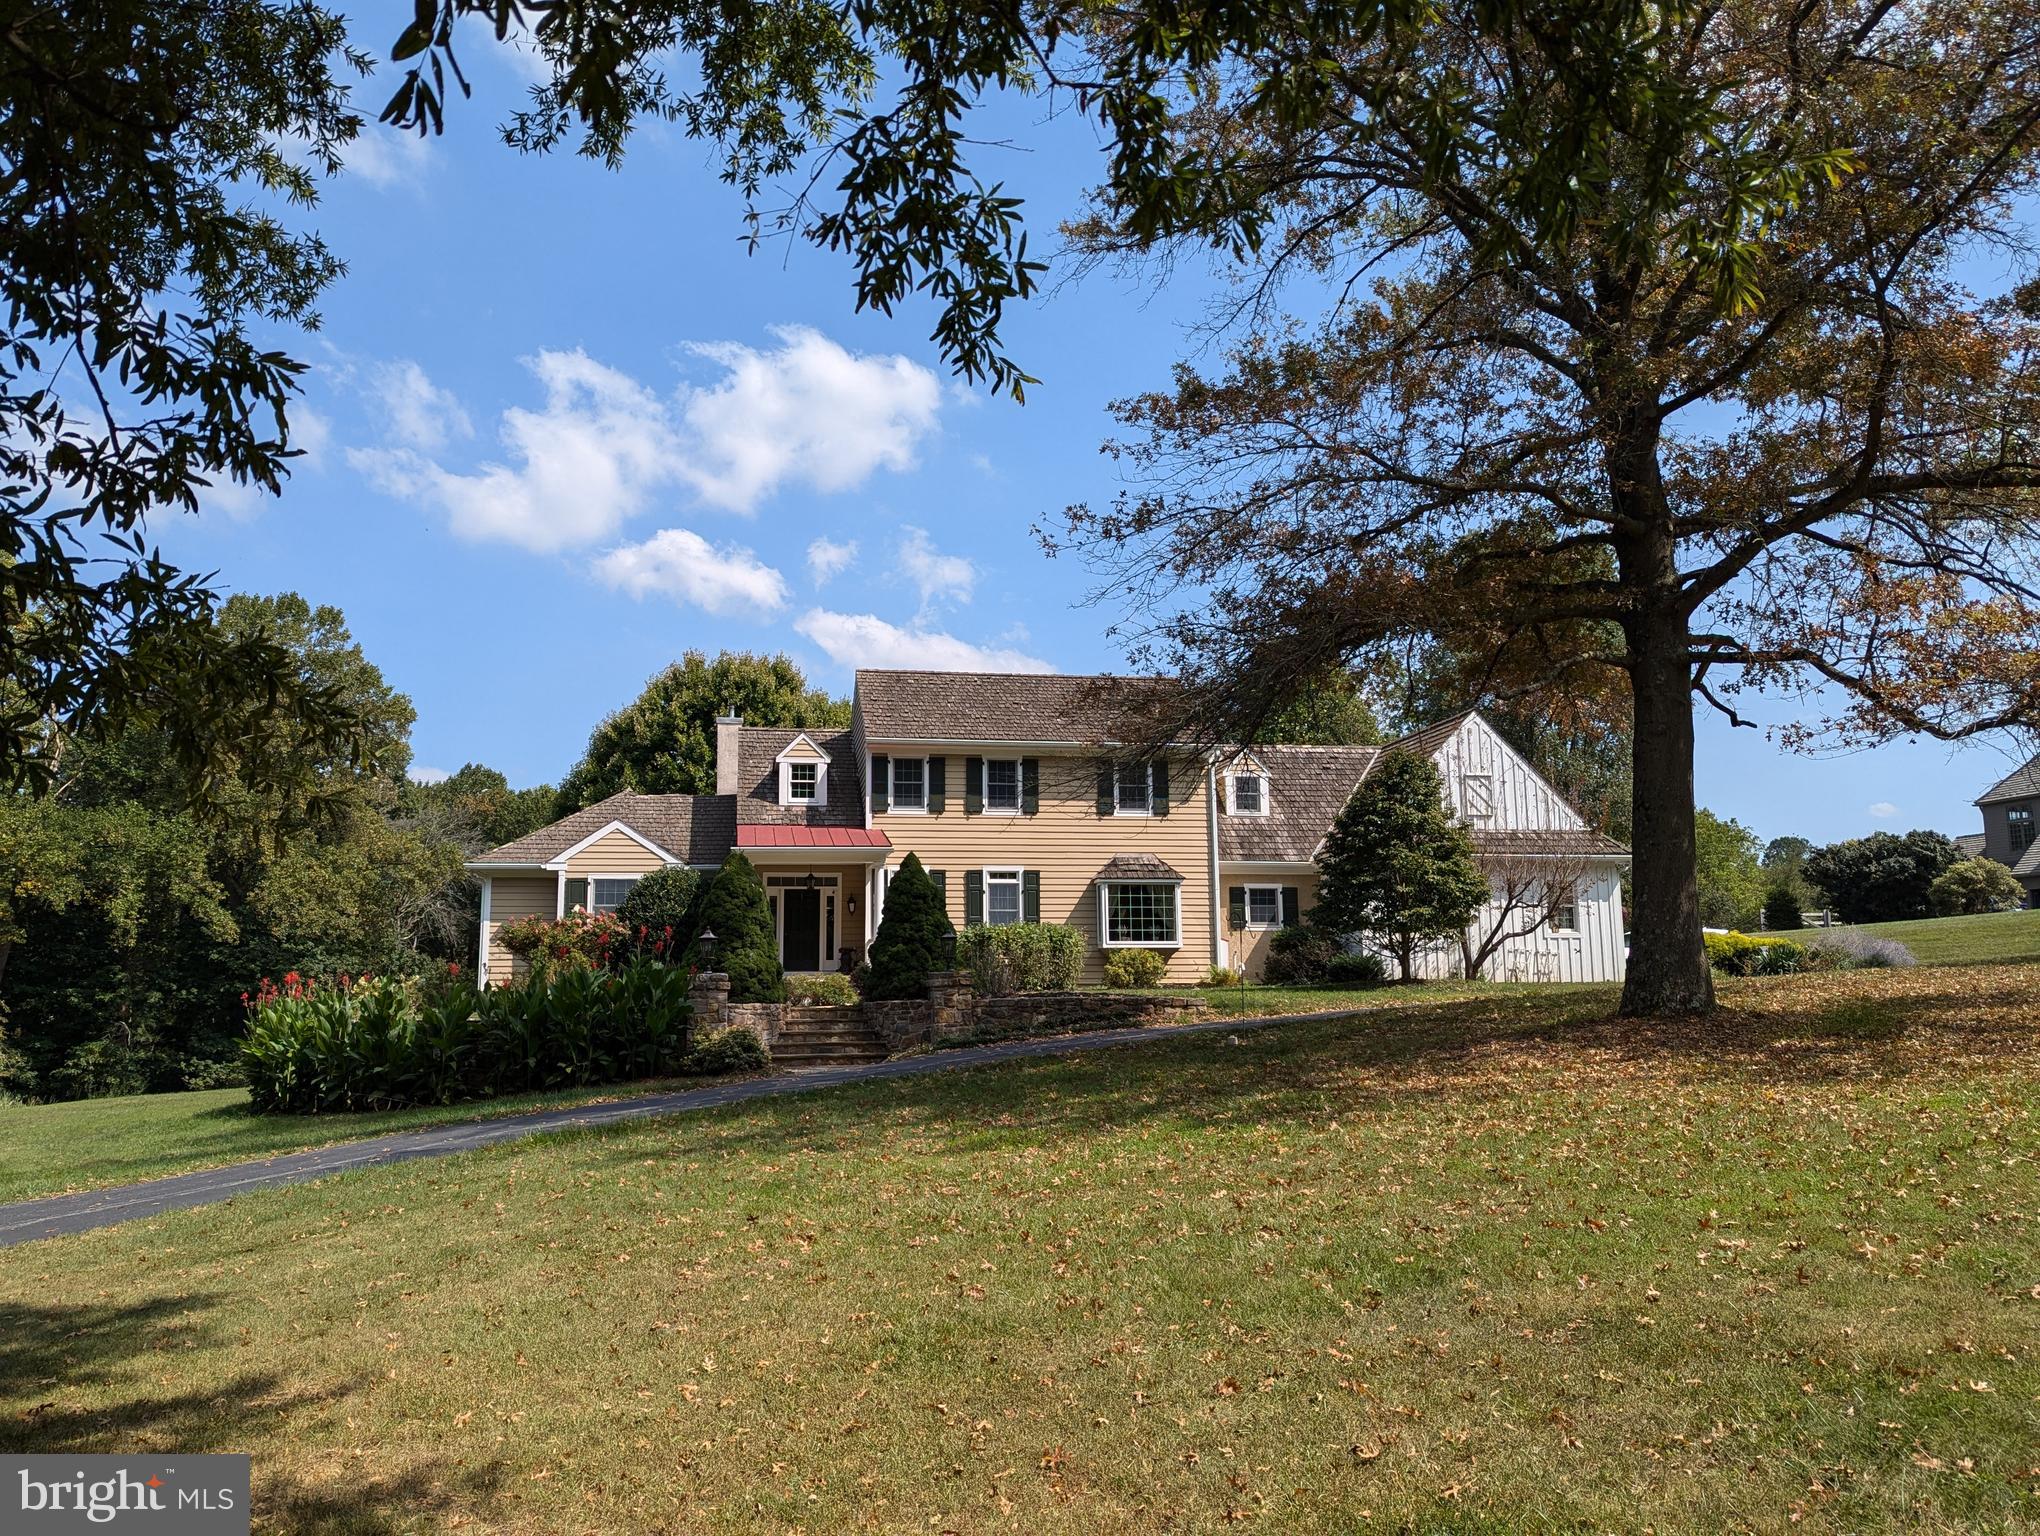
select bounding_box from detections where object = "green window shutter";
[1096,762,1115,816]
[1021,757,1039,814]
[965,755,984,816]
[871,754,890,813]
[1022,869,1041,923]
[1152,756,1171,815]
[1280,887,1301,927]
[965,869,984,926]
[927,756,947,814]
[564,877,589,913]
[1227,886,1247,928]
[929,869,947,918]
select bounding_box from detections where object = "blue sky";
[153,19,2029,848]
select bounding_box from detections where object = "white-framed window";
[1229,772,1267,816]
[1244,884,1282,929]
[1101,881,1181,946]
[1462,773,1494,822]
[1113,761,1153,815]
[892,756,928,812]
[787,761,818,801]
[1548,884,1580,933]
[589,875,639,914]
[985,867,1023,926]
[985,758,1022,813]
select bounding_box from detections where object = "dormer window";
[1227,769,1267,816]
[775,734,831,807]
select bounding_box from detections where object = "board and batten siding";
[481,875,554,986]
[869,748,1214,984]
[1431,716,1587,831]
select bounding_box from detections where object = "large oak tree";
[1056,0,2040,1014]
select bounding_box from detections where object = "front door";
[781,887,822,972]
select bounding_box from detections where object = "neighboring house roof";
[1383,709,1476,762]
[1955,832,1987,857]
[469,791,735,868]
[1471,828,1630,859]
[2014,843,2040,880]
[1097,852,1185,881]
[735,826,890,848]
[856,669,1181,745]
[736,727,864,826]
[1219,744,1379,862]
[1976,753,2040,806]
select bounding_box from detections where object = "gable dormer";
[776,732,832,808]
[1223,752,1272,817]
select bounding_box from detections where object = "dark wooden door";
[781,887,821,972]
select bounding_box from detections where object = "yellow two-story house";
[469,668,1629,986]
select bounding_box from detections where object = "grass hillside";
[1815,908,2040,966]
[4,964,2038,1531]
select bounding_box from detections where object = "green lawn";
[1812,908,2040,966]
[4,964,2037,1532]
[0,1076,717,1205]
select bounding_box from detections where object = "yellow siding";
[482,875,554,987]
[563,829,671,876]
[1220,869,1319,980]
[778,736,828,761]
[872,749,1214,983]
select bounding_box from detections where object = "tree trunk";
[1619,597,1715,1015]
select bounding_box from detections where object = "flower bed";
[242,959,709,1114]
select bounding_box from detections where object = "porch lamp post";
[697,928,717,972]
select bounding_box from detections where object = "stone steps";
[771,1004,889,1068]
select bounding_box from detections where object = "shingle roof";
[2014,843,2040,880]
[1218,745,1379,862]
[734,727,864,826]
[469,791,735,867]
[1977,752,2040,806]
[1955,832,1987,857]
[1384,709,1475,762]
[856,669,1182,746]
[1097,852,1185,881]
[1470,828,1630,859]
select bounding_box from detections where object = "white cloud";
[349,349,678,553]
[677,327,941,513]
[1868,801,1898,819]
[288,404,332,470]
[344,126,433,190]
[349,332,940,551]
[795,610,1053,673]
[595,528,789,617]
[806,536,858,587]
[410,766,452,785]
[372,361,472,452]
[897,526,976,611]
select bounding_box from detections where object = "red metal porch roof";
[734,825,891,848]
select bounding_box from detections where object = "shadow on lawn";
[0,1295,508,1532]
[584,967,2040,1167]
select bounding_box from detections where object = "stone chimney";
[714,712,742,795]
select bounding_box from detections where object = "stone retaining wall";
[686,969,1210,1057]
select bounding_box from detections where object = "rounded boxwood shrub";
[1326,950,1387,986]
[1263,923,1340,984]
[616,865,701,947]
[786,972,859,1005]
[1102,948,1167,988]
[685,1026,770,1075]
[956,922,1086,994]
[866,853,955,999]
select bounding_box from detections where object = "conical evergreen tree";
[1316,750,1487,982]
[691,852,783,1002]
[866,853,955,999]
